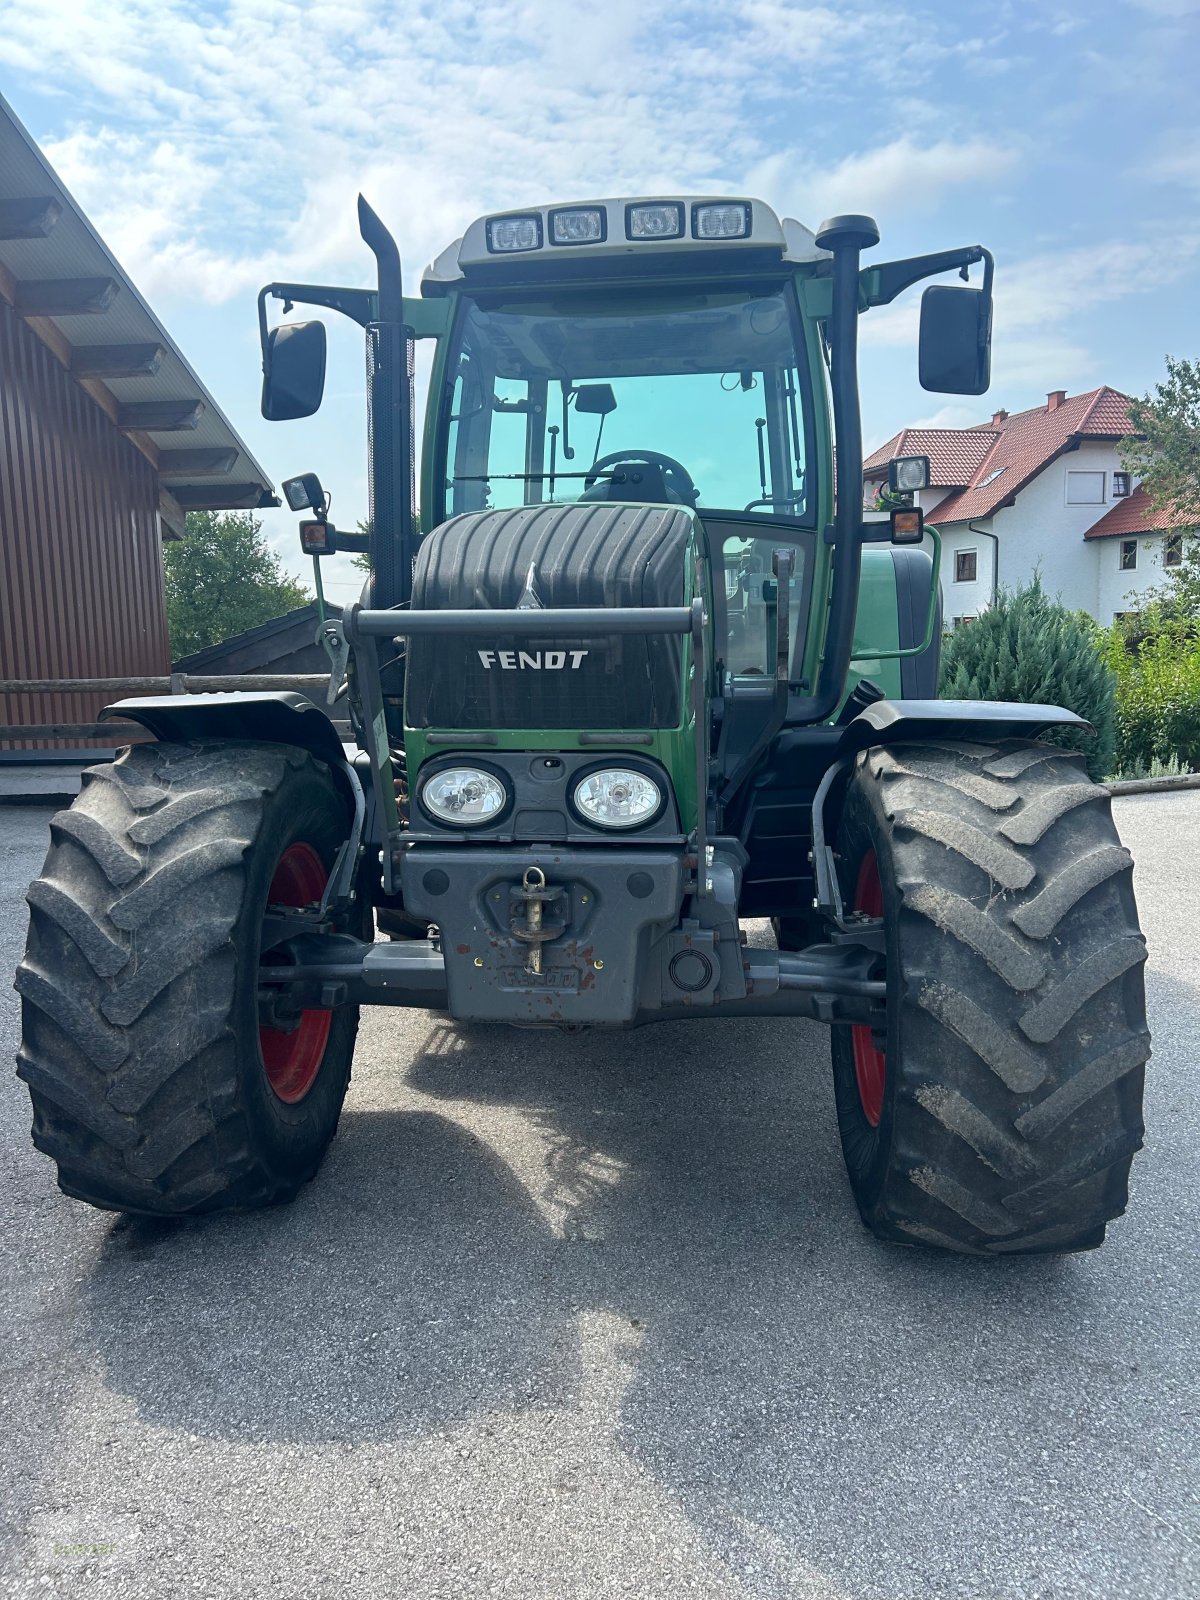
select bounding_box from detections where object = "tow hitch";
[509,866,567,976]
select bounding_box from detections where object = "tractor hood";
[405,503,695,732]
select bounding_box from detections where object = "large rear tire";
[16,741,361,1216]
[830,739,1151,1255]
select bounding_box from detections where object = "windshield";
[439,287,813,522]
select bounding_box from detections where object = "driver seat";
[579,462,683,505]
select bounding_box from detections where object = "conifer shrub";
[939,578,1116,780]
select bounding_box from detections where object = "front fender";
[98,691,348,768]
[834,697,1091,759]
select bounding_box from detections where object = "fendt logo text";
[477,650,590,670]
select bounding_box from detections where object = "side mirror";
[918,284,991,395]
[262,320,327,421]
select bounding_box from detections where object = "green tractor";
[16,195,1150,1253]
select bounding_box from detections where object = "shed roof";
[171,601,341,672]
[0,93,275,530]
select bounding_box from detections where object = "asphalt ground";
[1,792,1196,1600]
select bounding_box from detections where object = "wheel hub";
[259,842,332,1103]
[850,849,886,1126]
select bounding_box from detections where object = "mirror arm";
[258,282,376,389]
[861,246,990,309]
[261,282,377,327]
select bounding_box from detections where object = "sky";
[3,0,1199,602]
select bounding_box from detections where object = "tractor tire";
[15,740,362,1216]
[830,738,1150,1255]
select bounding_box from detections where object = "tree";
[349,512,424,574]
[164,510,310,659]
[1120,356,1200,519]
[939,577,1116,780]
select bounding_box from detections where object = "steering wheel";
[583,450,699,506]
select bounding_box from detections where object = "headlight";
[549,206,605,245]
[625,202,684,241]
[420,767,508,826]
[485,215,542,253]
[889,454,930,492]
[693,202,751,240]
[572,768,663,829]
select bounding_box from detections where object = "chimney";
[1046,389,1067,411]
[990,409,1009,426]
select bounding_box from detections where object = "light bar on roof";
[693,201,751,240]
[549,206,606,245]
[625,202,684,241]
[486,215,542,253]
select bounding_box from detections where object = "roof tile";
[1084,485,1197,539]
[866,387,1137,525]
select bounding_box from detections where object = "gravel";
[1,791,1196,1599]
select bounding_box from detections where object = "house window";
[1112,472,1131,498]
[1120,539,1137,571]
[1165,534,1183,568]
[955,549,978,583]
[1066,470,1106,505]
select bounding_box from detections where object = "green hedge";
[939,579,1116,781]
[1106,624,1200,775]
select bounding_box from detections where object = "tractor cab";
[422,198,823,712]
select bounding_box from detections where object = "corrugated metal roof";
[0,93,274,522]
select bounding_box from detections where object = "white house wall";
[867,442,1172,627]
[1095,531,1177,619]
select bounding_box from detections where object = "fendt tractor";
[17,195,1151,1254]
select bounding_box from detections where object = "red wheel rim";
[259,841,332,1103]
[850,849,886,1127]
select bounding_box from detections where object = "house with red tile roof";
[863,387,1197,626]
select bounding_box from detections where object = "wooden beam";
[71,342,166,378]
[0,197,63,239]
[118,399,204,433]
[169,482,268,511]
[159,487,187,540]
[14,276,120,315]
[158,447,238,479]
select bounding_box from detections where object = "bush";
[939,578,1116,780]
[1106,622,1200,776]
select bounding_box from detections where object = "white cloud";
[2,0,1027,308]
[748,137,1018,233]
[862,230,1200,390]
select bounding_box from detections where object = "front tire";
[830,739,1151,1255]
[16,741,361,1215]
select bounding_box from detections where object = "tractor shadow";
[79,975,1193,1597]
[84,1106,579,1446]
